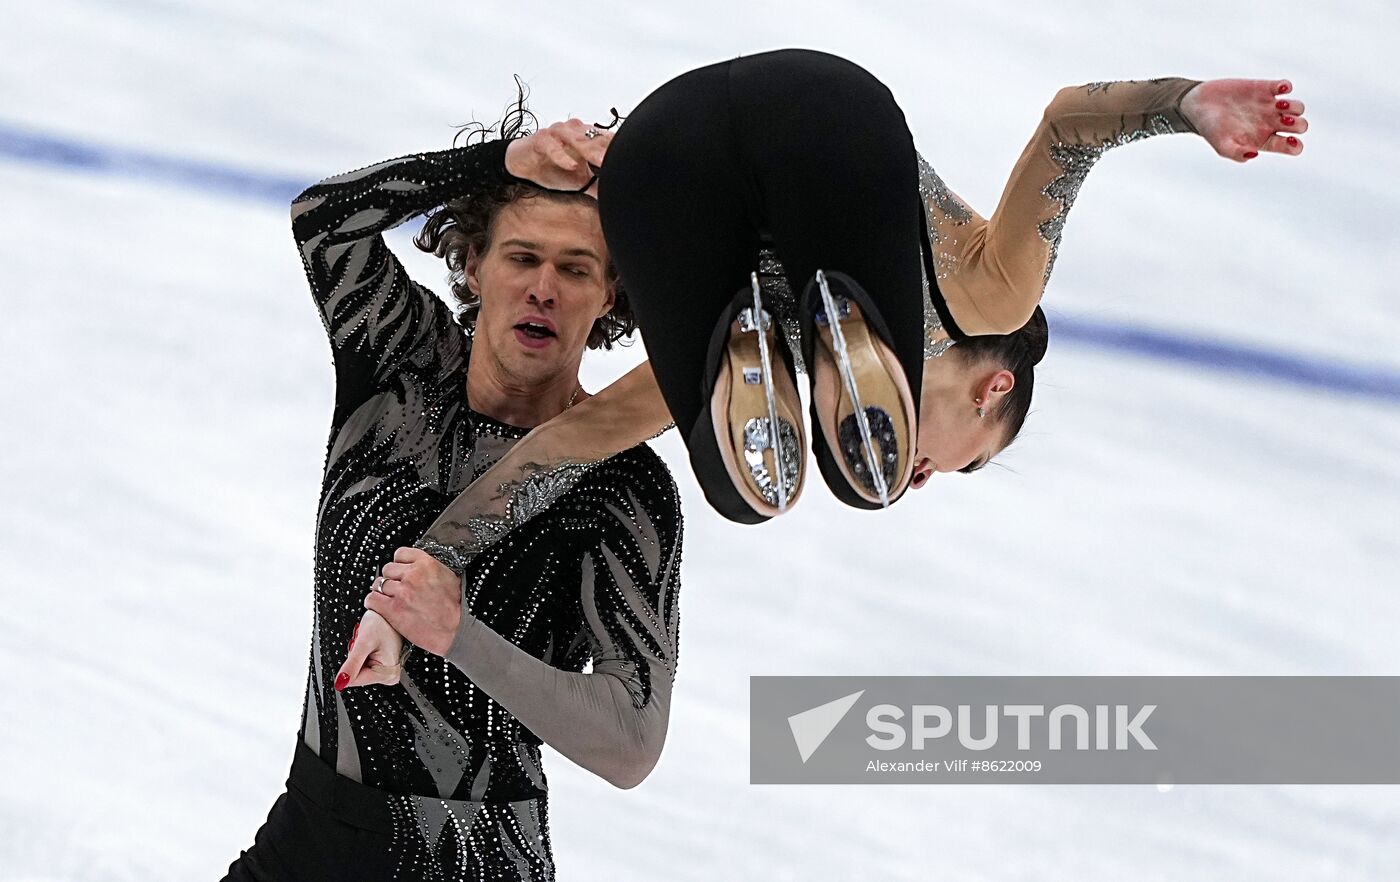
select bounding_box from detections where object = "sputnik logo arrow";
[787,690,865,763]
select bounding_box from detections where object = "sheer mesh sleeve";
[414,361,673,575]
[920,77,1201,335]
[441,448,683,790]
[289,139,514,404]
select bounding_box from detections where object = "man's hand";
[363,547,462,657]
[335,609,404,691]
[1180,78,1308,162]
[505,118,613,196]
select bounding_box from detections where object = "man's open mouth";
[514,321,556,339]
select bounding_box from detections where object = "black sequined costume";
[225,138,682,882]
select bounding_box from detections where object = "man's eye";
[568,267,590,277]
[511,254,537,264]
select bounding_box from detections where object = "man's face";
[466,196,615,387]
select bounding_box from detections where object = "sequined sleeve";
[920,77,1201,335]
[443,450,683,790]
[289,138,514,402]
[415,360,674,574]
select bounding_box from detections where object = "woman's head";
[910,306,1048,487]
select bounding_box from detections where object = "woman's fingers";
[542,133,583,173]
[1275,113,1309,134]
[507,118,617,191]
[362,655,402,687]
[337,636,401,689]
[1261,133,1304,156]
[1222,137,1259,162]
[1274,80,1293,96]
[348,660,397,688]
[336,627,373,691]
[579,129,612,169]
[551,119,612,178]
[1274,97,1305,116]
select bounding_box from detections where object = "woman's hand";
[334,609,405,691]
[505,118,613,196]
[1180,78,1308,162]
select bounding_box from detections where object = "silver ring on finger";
[373,576,386,594]
[584,127,600,139]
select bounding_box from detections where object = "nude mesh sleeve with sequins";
[443,452,683,790]
[416,361,673,574]
[289,139,513,406]
[918,77,1201,336]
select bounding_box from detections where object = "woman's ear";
[980,369,1016,405]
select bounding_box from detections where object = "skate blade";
[811,293,915,506]
[711,306,805,516]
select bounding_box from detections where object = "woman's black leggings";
[598,48,928,467]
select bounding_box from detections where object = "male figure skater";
[223,115,681,882]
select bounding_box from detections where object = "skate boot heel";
[798,269,916,510]
[692,272,807,523]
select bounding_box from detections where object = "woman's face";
[908,363,1015,489]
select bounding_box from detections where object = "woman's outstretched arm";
[919,77,1306,336]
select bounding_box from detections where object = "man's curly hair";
[413,78,636,350]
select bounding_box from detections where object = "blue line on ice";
[0,119,303,204]
[1052,317,1400,403]
[5,118,1398,405]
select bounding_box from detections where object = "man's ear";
[464,244,484,298]
[598,277,618,318]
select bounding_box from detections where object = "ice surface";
[3,2,1399,879]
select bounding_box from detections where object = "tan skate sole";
[710,313,806,518]
[810,298,916,506]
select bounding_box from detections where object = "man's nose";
[527,264,560,306]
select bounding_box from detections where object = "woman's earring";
[975,397,985,419]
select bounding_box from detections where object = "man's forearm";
[445,606,669,790]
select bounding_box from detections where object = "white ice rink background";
[2,1,1399,879]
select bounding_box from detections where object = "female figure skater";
[603,48,1310,522]
[393,48,1308,542]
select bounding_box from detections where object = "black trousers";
[598,48,927,480]
[221,741,554,881]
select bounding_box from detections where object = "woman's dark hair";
[952,305,1049,447]
[412,77,636,350]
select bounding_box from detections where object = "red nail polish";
[1243,151,1258,159]
[1278,83,1290,93]
[1276,100,1290,110]
[1286,136,1298,146]
[335,672,349,692]
[1281,115,1295,125]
